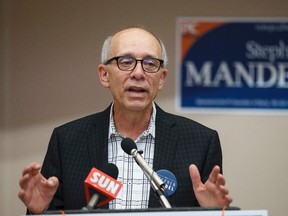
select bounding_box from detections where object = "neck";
[113,105,153,140]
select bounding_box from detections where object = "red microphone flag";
[84,167,123,207]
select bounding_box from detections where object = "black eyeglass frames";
[104,56,164,73]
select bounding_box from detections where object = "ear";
[158,68,168,90]
[98,64,110,88]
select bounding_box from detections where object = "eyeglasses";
[104,56,164,73]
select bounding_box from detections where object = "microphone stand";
[130,149,165,190]
[134,150,172,208]
[82,193,100,210]
[150,180,172,208]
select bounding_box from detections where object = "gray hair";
[100,32,168,67]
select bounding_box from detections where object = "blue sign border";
[176,17,288,115]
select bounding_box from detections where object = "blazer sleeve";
[200,130,222,182]
[41,128,64,211]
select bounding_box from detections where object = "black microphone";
[121,138,165,190]
[121,137,171,208]
[83,163,123,210]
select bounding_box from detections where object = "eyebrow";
[118,53,159,59]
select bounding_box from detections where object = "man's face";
[99,28,167,113]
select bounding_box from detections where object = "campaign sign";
[176,17,288,114]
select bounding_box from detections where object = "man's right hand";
[18,163,59,214]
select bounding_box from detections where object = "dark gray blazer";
[41,104,222,211]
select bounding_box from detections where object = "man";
[18,27,232,214]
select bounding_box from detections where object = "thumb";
[189,164,202,189]
[46,176,59,190]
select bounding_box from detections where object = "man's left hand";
[189,164,233,208]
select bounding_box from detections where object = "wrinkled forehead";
[110,28,162,58]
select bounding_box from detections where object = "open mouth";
[127,86,147,93]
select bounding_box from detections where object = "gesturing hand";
[189,164,233,208]
[18,163,59,214]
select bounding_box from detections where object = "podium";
[43,207,268,216]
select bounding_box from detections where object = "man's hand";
[18,163,59,214]
[189,164,233,208]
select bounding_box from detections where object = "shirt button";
[128,181,132,185]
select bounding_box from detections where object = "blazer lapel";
[149,105,178,207]
[87,106,111,169]
[153,106,178,171]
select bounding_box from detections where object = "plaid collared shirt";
[107,102,156,209]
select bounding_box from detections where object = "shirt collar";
[108,102,156,139]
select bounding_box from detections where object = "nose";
[130,61,145,80]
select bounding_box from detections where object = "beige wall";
[1,0,288,215]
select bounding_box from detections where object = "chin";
[126,101,150,111]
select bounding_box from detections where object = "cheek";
[109,75,127,92]
[148,79,162,93]
[153,76,164,90]
[110,73,122,84]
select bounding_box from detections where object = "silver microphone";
[121,138,165,192]
[121,137,171,208]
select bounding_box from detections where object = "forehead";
[110,28,162,58]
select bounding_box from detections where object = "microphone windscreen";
[121,137,137,155]
[101,163,119,179]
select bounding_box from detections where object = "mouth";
[127,86,147,94]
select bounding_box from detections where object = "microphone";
[121,138,171,208]
[83,163,123,210]
[121,138,165,191]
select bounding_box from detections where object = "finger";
[189,164,202,189]
[18,189,26,201]
[208,165,221,184]
[20,163,41,186]
[46,176,59,188]
[215,175,229,197]
[220,194,233,207]
[219,185,229,195]
[40,176,59,201]
[22,163,41,176]
[18,188,32,205]
[215,174,226,187]
[19,168,42,189]
[19,173,31,189]
[38,176,59,193]
[225,194,233,204]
